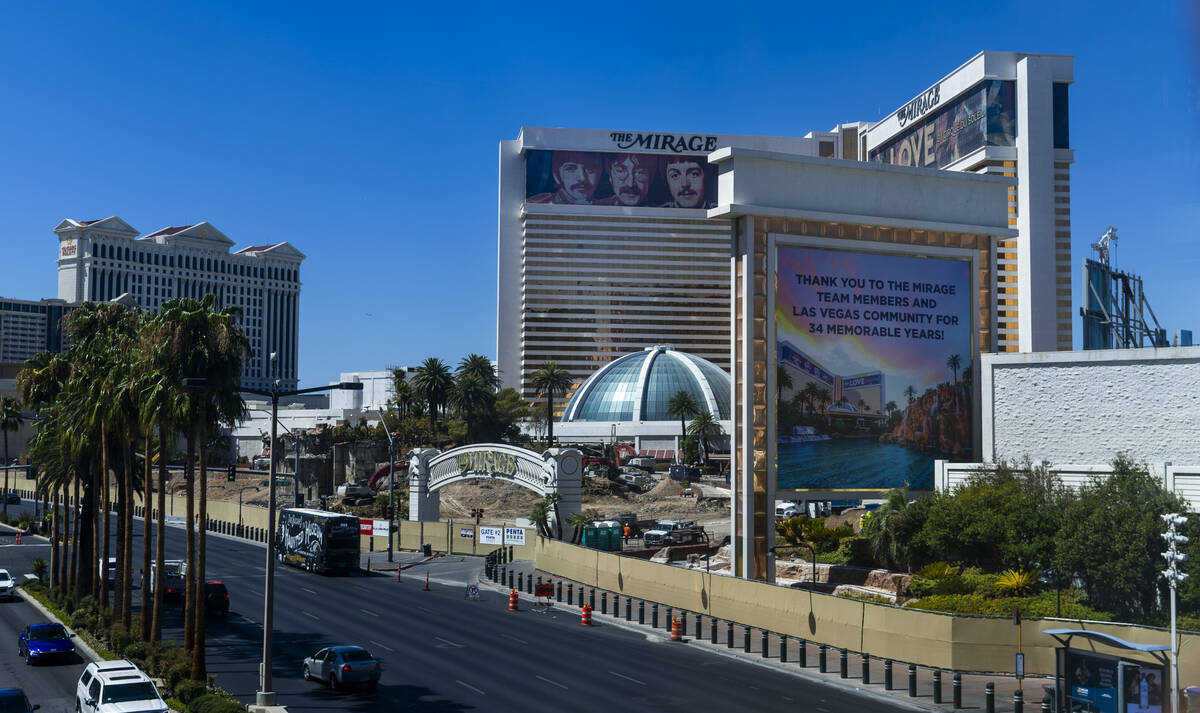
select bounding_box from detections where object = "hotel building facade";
[54,216,304,391]
[496,51,1073,407]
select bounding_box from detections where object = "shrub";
[124,641,149,663]
[904,590,1112,620]
[188,694,247,713]
[173,679,207,705]
[107,625,132,655]
[834,536,874,566]
[909,562,972,597]
[31,558,47,582]
[70,609,96,632]
[165,663,191,691]
[961,568,1001,598]
[996,569,1040,597]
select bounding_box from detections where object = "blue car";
[0,688,38,712]
[17,622,75,665]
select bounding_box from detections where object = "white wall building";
[329,369,414,413]
[54,216,304,391]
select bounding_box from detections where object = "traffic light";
[226,465,236,482]
[471,508,484,522]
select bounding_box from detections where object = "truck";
[143,559,187,600]
[275,508,360,574]
[616,470,655,493]
[642,520,704,548]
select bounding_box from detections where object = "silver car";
[302,646,381,690]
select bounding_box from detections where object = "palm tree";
[449,373,494,443]
[687,411,725,465]
[529,363,572,448]
[565,510,593,545]
[666,390,701,443]
[393,381,414,419]
[411,358,454,433]
[457,353,501,390]
[776,366,793,411]
[904,385,916,406]
[0,397,24,518]
[815,388,832,422]
[946,354,961,384]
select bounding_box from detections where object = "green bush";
[173,679,206,705]
[31,558,47,582]
[70,609,96,632]
[834,536,874,566]
[165,662,191,691]
[908,562,972,597]
[107,625,132,655]
[188,694,247,713]
[124,641,149,664]
[904,590,1113,620]
[961,568,1001,598]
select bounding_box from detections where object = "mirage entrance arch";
[407,444,581,539]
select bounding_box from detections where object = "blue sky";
[2,2,1195,387]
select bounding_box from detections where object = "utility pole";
[376,409,397,563]
[1161,512,1189,712]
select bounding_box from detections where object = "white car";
[76,660,168,713]
[0,568,14,600]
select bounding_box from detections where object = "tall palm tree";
[904,385,916,406]
[666,390,701,442]
[529,363,572,448]
[815,388,832,421]
[411,358,454,433]
[776,366,793,410]
[687,411,725,465]
[393,381,414,419]
[457,353,501,390]
[946,354,961,384]
[800,382,819,417]
[449,373,493,443]
[0,397,24,518]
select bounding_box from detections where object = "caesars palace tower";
[54,216,303,392]
[497,51,1073,406]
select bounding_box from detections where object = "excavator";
[336,461,408,506]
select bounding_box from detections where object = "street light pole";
[1161,512,1189,712]
[375,409,396,563]
[182,377,362,709]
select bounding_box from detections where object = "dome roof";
[562,346,731,423]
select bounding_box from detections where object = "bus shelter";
[1044,629,1172,713]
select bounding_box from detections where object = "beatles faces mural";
[526,150,717,209]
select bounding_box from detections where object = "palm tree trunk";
[152,423,167,644]
[183,432,196,652]
[50,489,59,590]
[191,428,209,680]
[2,430,8,519]
[69,477,79,595]
[141,431,152,641]
[545,395,554,447]
[121,442,133,629]
[113,452,126,621]
[101,432,112,612]
[94,450,104,602]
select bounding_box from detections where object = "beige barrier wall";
[532,535,1200,677]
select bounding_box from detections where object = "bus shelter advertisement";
[775,245,973,492]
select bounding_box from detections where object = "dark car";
[302,646,381,690]
[0,688,38,712]
[204,580,229,616]
[4,493,19,505]
[18,623,75,665]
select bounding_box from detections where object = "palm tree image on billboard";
[775,245,973,491]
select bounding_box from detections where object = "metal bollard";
[556,580,562,602]
[652,603,659,629]
[726,621,733,648]
[862,653,870,684]
[537,575,542,588]
[589,588,595,610]
[710,616,717,643]
[743,626,751,653]
[761,630,769,658]
[639,600,645,625]
[885,659,893,689]
[1040,697,1050,713]
[567,583,573,603]
[1013,689,1023,713]
[780,634,788,663]
[517,572,523,591]
[840,649,848,678]
[798,639,807,668]
[625,596,632,621]
[908,664,917,697]
[666,607,672,629]
[680,612,687,637]
[601,591,607,614]
[953,672,962,709]
[986,682,995,713]
[505,568,511,588]
[933,669,942,704]
[818,645,828,673]
[526,574,533,595]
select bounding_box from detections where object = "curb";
[16,586,101,663]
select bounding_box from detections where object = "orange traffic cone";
[508,589,519,611]
[581,603,593,626]
[396,564,402,582]
[14,532,21,545]
[425,569,430,591]
[669,617,682,642]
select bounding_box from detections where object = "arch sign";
[407,444,581,540]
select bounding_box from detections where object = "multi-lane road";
[0,498,914,712]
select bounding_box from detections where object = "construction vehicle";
[336,461,407,506]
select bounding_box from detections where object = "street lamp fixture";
[1161,512,1189,712]
[183,376,362,708]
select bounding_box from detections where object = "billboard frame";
[767,233,982,500]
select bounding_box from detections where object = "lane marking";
[536,674,567,690]
[456,680,485,695]
[782,696,794,702]
[609,671,645,686]
[417,606,433,614]
[503,633,528,645]
[302,611,319,620]
[369,639,394,652]
[302,587,317,595]
[435,636,462,648]
[359,608,377,617]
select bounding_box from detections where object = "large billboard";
[525,149,717,209]
[775,245,974,492]
[870,80,1016,169]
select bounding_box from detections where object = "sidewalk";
[483,561,1054,713]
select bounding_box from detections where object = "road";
[0,497,916,713]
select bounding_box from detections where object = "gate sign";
[373,520,390,538]
[504,527,526,546]
[359,518,373,536]
[479,526,502,545]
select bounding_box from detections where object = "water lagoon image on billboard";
[775,246,973,491]
[525,149,717,209]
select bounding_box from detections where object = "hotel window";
[1053,83,1070,149]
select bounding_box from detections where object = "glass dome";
[562,346,731,423]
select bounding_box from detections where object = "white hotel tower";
[54,216,303,391]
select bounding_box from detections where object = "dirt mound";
[639,477,683,499]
